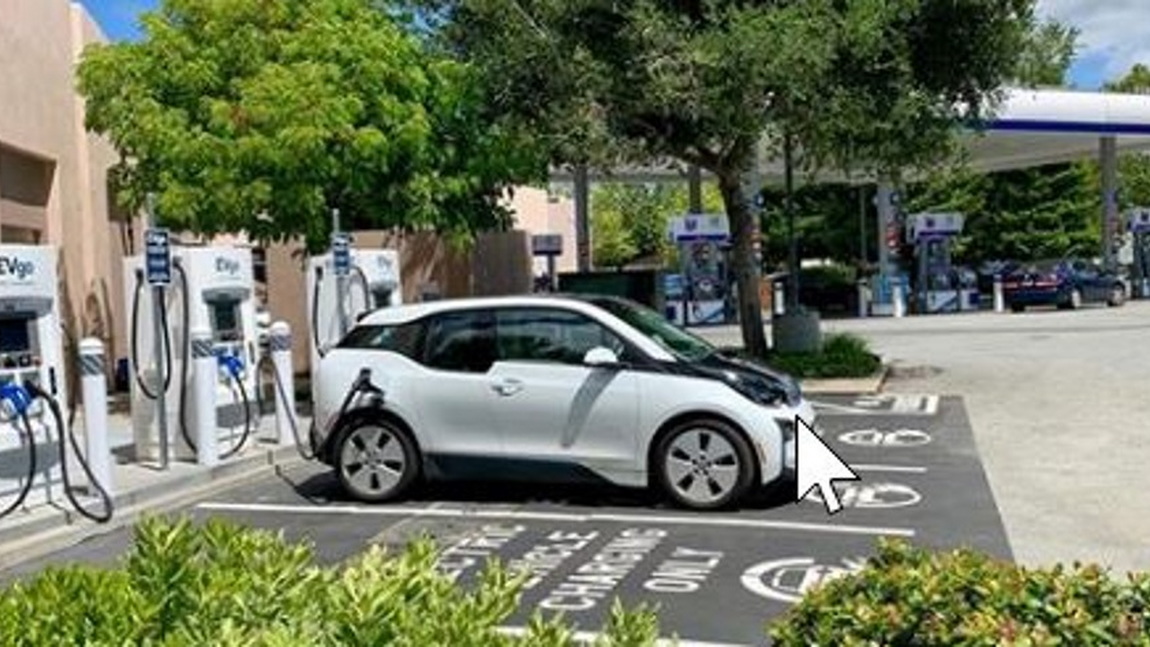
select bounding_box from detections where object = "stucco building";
[0,0,131,370]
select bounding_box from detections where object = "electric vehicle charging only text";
[0,244,112,523]
[307,247,402,375]
[125,245,261,464]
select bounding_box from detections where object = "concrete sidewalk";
[0,413,307,571]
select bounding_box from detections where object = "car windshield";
[591,297,716,362]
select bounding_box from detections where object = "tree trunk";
[717,172,768,358]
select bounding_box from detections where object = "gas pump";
[125,245,260,463]
[1126,208,1150,299]
[907,212,978,314]
[0,244,111,522]
[307,247,401,370]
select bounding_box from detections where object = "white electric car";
[311,295,815,510]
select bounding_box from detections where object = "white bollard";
[773,281,785,316]
[190,327,219,466]
[993,275,1005,313]
[857,280,869,318]
[269,321,296,446]
[892,280,906,318]
[78,338,113,498]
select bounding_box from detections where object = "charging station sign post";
[332,229,351,337]
[145,226,171,469]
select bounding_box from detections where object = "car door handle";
[491,378,524,396]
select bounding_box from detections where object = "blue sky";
[80,0,1143,89]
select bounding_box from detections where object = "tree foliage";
[1107,64,1150,211]
[1013,20,1080,87]
[417,0,1036,355]
[78,0,542,249]
[590,182,724,269]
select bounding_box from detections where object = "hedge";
[769,539,1150,646]
[0,517,660,646]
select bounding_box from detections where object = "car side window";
[497,308,628,365]
[337,322,424,359]
[424,310,496,373]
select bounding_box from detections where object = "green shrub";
[769,539,1150,646]
[0,517,660,646]
[768,332,882,379]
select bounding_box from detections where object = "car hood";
[696,352,803,406]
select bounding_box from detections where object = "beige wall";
[507,187,577,276]
[0,1,124,392]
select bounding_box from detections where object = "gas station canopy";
[549,88,1150,185]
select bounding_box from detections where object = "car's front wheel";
[336,418,419,503]
[1108,284,1127,307]
[654,419,756,511]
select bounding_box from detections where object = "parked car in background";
[1002,259,1126,312]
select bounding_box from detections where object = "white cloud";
[1037,0,1150,80]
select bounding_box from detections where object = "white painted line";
[852,464,929,474]
[195,501,916,537]
[499,625,747,647]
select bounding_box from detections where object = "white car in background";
[311,295,814,510]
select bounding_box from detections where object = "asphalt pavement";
[0,395,1007,646]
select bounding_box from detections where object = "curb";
[0,445,305,573]
[801,365,889,395]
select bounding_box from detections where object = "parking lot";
[0,393,1008,646]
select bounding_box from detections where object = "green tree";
[590,182,725,269]
[1013,20,1080,86]
[417,0,1035,356]
[78,0,542,249]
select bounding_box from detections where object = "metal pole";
[574,165,591,272]
[332,208,348,337]
[858,186,867,266]
[146,195,169,470]
[1101,136,1119,269]
[784,134,799,309]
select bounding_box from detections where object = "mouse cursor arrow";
[795,416,859,515]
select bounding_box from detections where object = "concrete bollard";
[857,279,869,318]
[993,275,1005,313]
[78,338,113,498]
[773,281,785,316]
[892,280,906,318]
[190,327,219,467]
[269,321,296,446]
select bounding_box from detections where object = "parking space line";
[852,464,929,474]
[196,501,916,537]
[499,625,747,647]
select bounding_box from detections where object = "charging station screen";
[0,318,30,353]
[210,302,240,341]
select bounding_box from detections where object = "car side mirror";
[583,347,621,368]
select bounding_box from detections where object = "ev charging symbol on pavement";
[804,482,922,509]
[741,556,868,604]
[838,429,932,447]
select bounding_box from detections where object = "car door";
[411,309,502,458]
[487,307,642,478]
[1071,260,1104,302]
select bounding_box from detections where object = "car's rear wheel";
[654,419,755,511]
[336,418,419,503]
